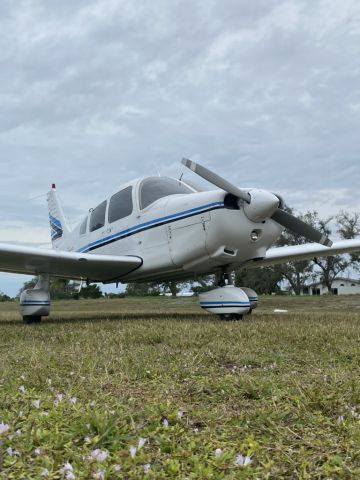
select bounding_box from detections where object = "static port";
[250,230,261,242]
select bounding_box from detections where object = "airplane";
[2,158,360,324]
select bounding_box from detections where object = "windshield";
[140,177,193,209]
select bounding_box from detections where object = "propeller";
[181,158,333,247]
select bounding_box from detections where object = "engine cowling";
[199,286,251,318]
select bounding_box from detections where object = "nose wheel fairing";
[199,285,251,318]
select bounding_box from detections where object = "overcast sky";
[1,0,360,295]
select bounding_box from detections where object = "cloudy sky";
[1,0,360,295]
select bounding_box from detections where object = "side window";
[108,186,133,223]
[80,217,87,235]
[89,201,107,232]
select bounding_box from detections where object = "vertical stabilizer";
[46,184,69,247]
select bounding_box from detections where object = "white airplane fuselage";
[55,177,284,284]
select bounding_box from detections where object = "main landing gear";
[20,274,50,324]
[198,270,258,321]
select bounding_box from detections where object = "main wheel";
[23,315,42,324]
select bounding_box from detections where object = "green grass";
[1,296,360,479]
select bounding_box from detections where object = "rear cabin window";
[89,201,107,232]
[108,186,133,223]
[140,177,192,210]
[79,217,88,235]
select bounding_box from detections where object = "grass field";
[1,295,360,479]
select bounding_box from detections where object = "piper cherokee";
[2,159,360,323]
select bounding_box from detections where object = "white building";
[302,277,360,295]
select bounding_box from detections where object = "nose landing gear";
[198,269,258,321]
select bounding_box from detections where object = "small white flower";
[93,469,105,479]
[70,371,74,376]
[65,472,75,480]
[46,378,52,385]
[129,446,137,458]
[19,411,24,417]
[54,393,63,407]
[34,447,42,455]
[193,428,199,433]
[16,429,21,436]
[70,397,77,405]
[177,410,184,418]
[114,464,121,471]
[84,436,91,443]
[0,422,9,435]
[6,447,13,456]
[138,437,147,449]
[19,385,26,393]
[90,449,108,462]
[143,463,151,473]
[20,374,26,380]
[162,418,169,427]
[41,468,50,477]
[235,454,252,466]
[60,462,73,473]
[90,401,96,407]
[215,448,222,457]
[32,399,41,409]
[40,411,49,417]
[337,415,344,423]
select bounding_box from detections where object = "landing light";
[250,230,260,242]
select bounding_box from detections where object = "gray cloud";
[1,0,360,294]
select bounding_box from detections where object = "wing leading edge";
[0,243,142,282]
[247,239,360,268]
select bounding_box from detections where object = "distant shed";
[302,277,360,295]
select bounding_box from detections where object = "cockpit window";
[108,186,133,223]
[79,217,87,235]
[89,200,107,232]
[140,177,192,210]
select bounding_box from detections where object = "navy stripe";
[49,214,62,229]
[78,201,224,253]
[201,305,250,309]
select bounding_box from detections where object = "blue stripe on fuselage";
[78,201,224,253]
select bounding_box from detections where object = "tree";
[311,213,354,293]
[336,210,360,265]
[78,284,102,299]
[274,210,317,295]
[235,267,282,294]
[125,282,160,296]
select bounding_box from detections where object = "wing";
[0,243,142,282]
[247,239,360,268]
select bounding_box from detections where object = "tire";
[219,314,243,321]
[23,315,42,324]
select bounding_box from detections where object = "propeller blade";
[272,209,333,246]
[182,158,251,204]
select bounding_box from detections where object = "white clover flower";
[129,446,137,458]
[16,429,21,436]
[215,448,222,458]
[193,428,199,433]
[60,462,73,473]
[70,371,75,376]
[20,374,26,380]
[32,399,41,409]
[177,410,184,418]
[41,468,50,476]
[138,437,147,449]
[0,422,9,435]
[84,436,91,443]
[143,463,151,473]
[90,449,108,462]
[114,464,121,471]
[93,469,105,479]
[235,454,252,466]
[337,415,344,423]
[162,418,169,427]
[6,447,13,456]
[54,393,63,407]
[19,385,26,393]
[34,447,42,455]
[40,411,49,417]
[65,472,75,480]
[46,378,52,385]
[70,397,77,405]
